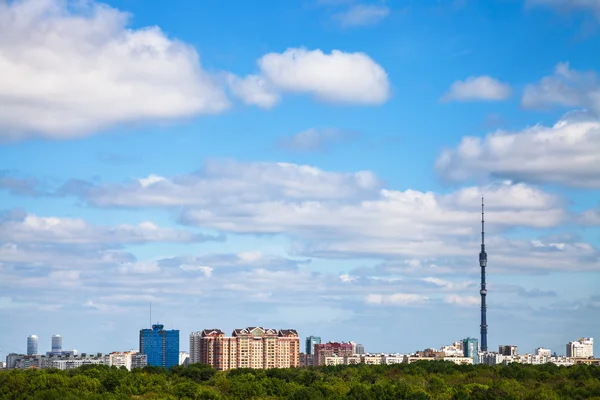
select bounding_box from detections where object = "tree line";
[1,360,599,399]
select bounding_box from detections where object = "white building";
[106,351,147,371]
[567,338,593,358]
[381,354,405,365]
[179,351,189,366]
[536,348,552,357]
[441,345,464,357]
[480,352,574,367]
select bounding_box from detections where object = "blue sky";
[1,0,600,358]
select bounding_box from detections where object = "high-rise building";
[191,327,299,371]
[51,335,62,355]
[567,338,594,358]
[314,342,354,366]
[462,338,479,364]
[27,335,38,355]
[139,324,179,369]
[305,336,321,355]
[355,344,365,355]
[499,345,518,356]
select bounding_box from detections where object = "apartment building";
[567,338,594,358]
[313,342,353,366]
[190,327,299,371]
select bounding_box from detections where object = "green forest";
[1,361,599,400]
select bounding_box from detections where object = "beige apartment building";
[190,327,299,371]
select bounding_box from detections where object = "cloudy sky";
[1,0,600,358]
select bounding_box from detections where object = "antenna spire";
[479,195,488,352]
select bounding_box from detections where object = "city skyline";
[1,0,599,357]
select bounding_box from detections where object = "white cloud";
[436,111,600,188]
[365,293,429,306]
[422,277,474,291]
[522,62,600,114]
[226,74,280,109]
[279,128,356,152]
[340,274,358,282]
[230,48,390,107]
[0,213,217,244]
[442,76,511,102]
[334,4,390,27]
[180,264,214,277]
[65,160,381,207]
[444,295,480,307]
[0,0,229,141]
[56,161,594,270]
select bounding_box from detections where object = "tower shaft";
[479,197,488,352]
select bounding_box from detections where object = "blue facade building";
[463,337,479,364]
[305,335,321,355]
[140,324,179,369]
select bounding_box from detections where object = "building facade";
[139,324,179,369]
[190,327,299,371]
[107,351,148,371]
[27,335,38,356]
[51,335,62,355]
[499,345,518,357]
[314,342,354,366]
[463,338,479,364]
[567,338,594,358]
[536,348,552,357]
[305,335,321,355]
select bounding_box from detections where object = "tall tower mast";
[479,197,488,352]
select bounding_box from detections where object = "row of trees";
[1,361,599,399]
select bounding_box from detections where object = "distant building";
[139,324,179,369]
[305,336,321,355]
[567,338,593,358]
[107,351,147,371]
[191,327,299,371]
[51,335,62,355]
[314,342,353,366]
[536,348,552,357]
[355,344,365,355]
[463,338,479,364]
[499,345,518,357]
[27,335,38,355]
[179,351,189,366]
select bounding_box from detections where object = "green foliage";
[0,361,598,399]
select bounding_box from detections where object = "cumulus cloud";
[0,212,222,245]
[442,76,511,102]
[226,74,280,109]
[522,62,600,114]
[436,111,600,188]
[279,128,357,152]
[49,160,599,272]
[0,0,229,141]
[229,48,390,107]
[333,4,390,27]
[61,160,382,207]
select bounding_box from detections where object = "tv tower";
[479,197,488,352]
